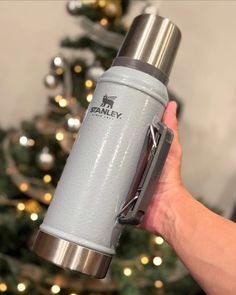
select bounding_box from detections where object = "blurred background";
[0,0,236,294]
[1,0,236,216]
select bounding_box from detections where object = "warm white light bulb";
[19,136,28,146]
[17,283,26,292]
[155,236,164,245]
[123,267,132,276]
[154,280,163,288]
[153,256,162,266]
[51,284,60,294]
[30,213,38,221]
[0,283,7,292]
[140,255,149,265]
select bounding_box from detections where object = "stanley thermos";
[32,14,181,278]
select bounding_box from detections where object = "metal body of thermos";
[32,14,181,278]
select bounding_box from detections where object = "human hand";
[140,101,184,240]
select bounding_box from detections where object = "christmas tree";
[0,1,203,294]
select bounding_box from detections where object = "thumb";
[162,101,179,141]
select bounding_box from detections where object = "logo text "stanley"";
[90,107,122,119]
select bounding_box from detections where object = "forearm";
[156,186,236,295]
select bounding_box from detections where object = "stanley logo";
[90,94,122,120]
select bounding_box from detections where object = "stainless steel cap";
[116,14,181,84]
[32,230,112,279]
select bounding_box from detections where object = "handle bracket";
[117,123,173,225]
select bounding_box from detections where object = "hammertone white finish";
[41,66,168,254]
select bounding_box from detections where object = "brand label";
[90,94,122,120]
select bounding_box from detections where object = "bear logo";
[100,94,117,109]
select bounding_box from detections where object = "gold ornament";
[24,200,40,213]
[103,0,121,18]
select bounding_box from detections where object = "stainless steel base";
[32,230,112,279]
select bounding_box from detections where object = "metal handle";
[117,122,173,225]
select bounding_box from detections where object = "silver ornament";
[66,0,82,15]
[143,2,160,15]
[36,147,55,171]
[86,65,105,82]
[66,116,81,132]
[44,74,58,89]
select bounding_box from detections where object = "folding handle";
[117,122,173,225]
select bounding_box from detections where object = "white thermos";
[33,14,181,278]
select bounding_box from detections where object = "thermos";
[32,14,181,278]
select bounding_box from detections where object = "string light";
[74,65,82,73]
[98,0,106,7]
[0,282,7,292]
[51,284,60,294]
[100,18,108,26]
[85,79,93,88]
[17,202,25,211]
[54,57,62,67]
[19,182,28,192]
[154,280,163,288]
[123,267,132,276]
[86,93,93,102]
[69,293,77,295]
[140,255,149,265]
[55,95,62,103]
[17,283,26,292]
[19,136,28,145]
[58,98,68,108]
[56,132,64,141]
[153,256,162,266]
[55,68,63,75]
[43,174,52,183]
[27,139,35,146]
[67,117,81,129]
[155,236,164,245]
[44,192,52,202]
[19,136,35,147]
[30,213,38,221]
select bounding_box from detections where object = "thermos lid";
[114,14,181,84]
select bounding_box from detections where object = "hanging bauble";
[44,73,58,89]
[142,1,159,15]
[36,147,55,171]
[86,65,105,82]
[66,0,83,15]
[66,115,81,132]
[103,0,121,18]
[67,0,96,15]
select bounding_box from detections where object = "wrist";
[153,184,191,243]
